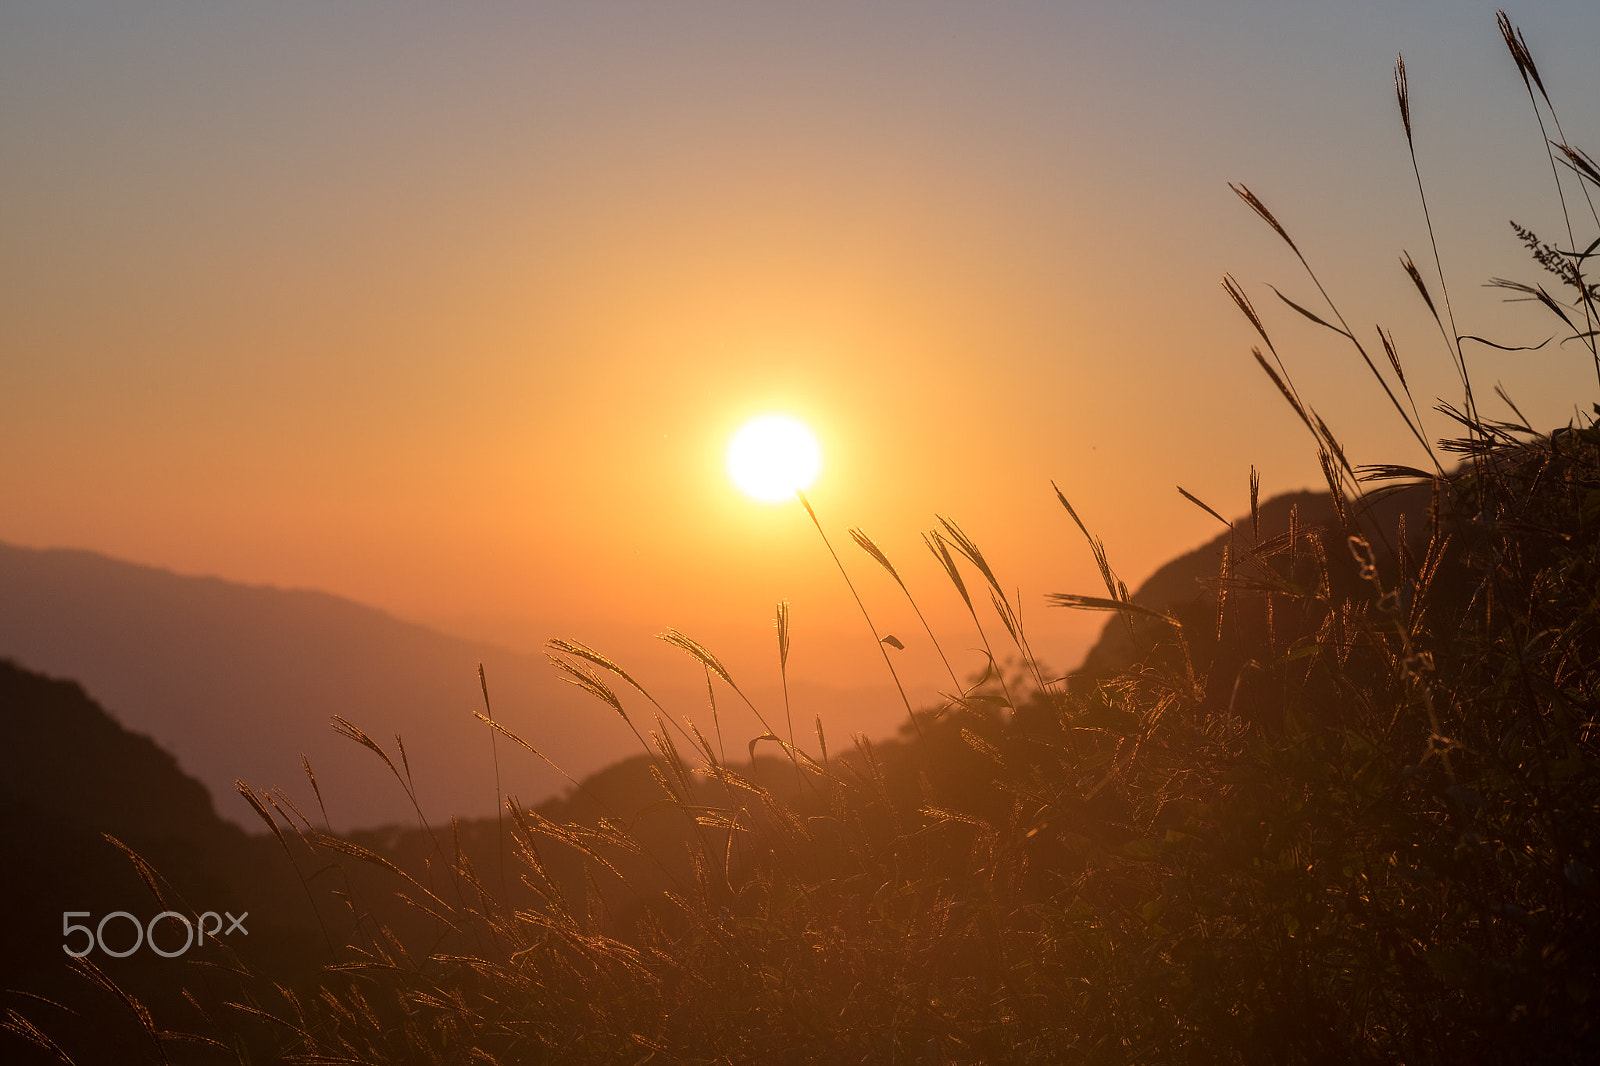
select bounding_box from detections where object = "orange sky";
[2,2,1597,725]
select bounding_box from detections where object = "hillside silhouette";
[0,660,323,1064]
[0,542,913,830]
[0,542,640,828]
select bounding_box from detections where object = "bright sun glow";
[726,415,821,502]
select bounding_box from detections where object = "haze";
[3,1,1596,730]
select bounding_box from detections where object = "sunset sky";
[3,2,1597,727]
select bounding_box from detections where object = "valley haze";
[0,540,908,830]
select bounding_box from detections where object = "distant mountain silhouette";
[0,543,644,829]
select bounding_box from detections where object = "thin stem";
[797,490,924,740]
[1394,55,1479,426]
[476,664,510,909]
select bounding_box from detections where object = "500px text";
[63,911,248,958]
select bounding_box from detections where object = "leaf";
[1358,463,1437,482]
[1458,333,1551,352]
[1047,593,1179,627]
[1268,284,1353,339]
[748,732,785,764]
[1177,485,1231,529]
[880,634,905,650]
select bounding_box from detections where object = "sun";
[726,415,821,502]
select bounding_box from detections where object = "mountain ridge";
[0,540,625,829]
[0,540,913,830]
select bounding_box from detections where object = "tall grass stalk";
[1497,11,1600,385]
[936,516,1053,699]
[476,663,510,906]
[849,527,964,695]
[796,488,924,739]
[925,527,1018,714]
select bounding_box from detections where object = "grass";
[8,11,1600,1064]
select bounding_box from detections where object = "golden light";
[726,415,821,502]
